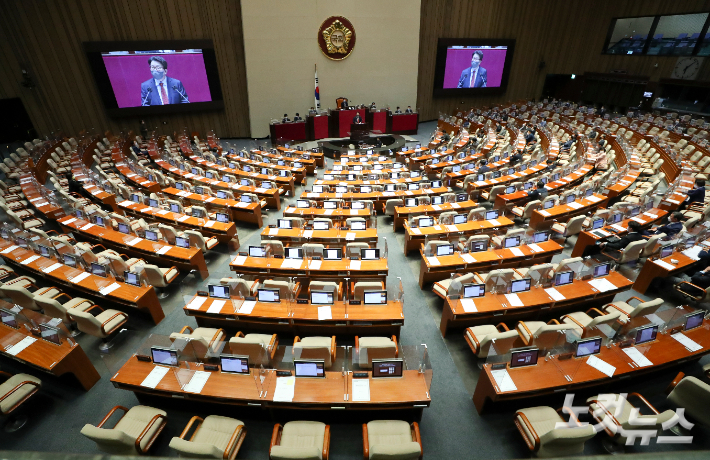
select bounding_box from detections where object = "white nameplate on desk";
[488,219,501,226]
[346,233,356,241]
[140,366,170,389]
[318,306,332,321]
[460,298,477,312]
[156,246,171,255]
[186,296,208,310]
[538,210,551,217]
[205,220,217,228]
[490,369,517,392]
[233,256,247,265]
[273,376,295,402]
[70,272,92,284]
[588,196,601,203]
[586,355,615,377]
[411,228,422,235]
[509,248,524,257]
[126,237,142,246]
[308,260,322,270]
[652,259,676,271]
[671,332,702,352]
[157,210,169,215]
[268,228,279,236]
[349,260,361,270]
[184,371,211,393]
[99,283,121,295]
[178,215,190,222]
[504,293,523,307]
[1,245,18,254]
[567,202,583,209]
[303,230,313,238]
[21,255,40,265]
[545,288,565,301]
[62,218,78,225]
[80,223,95,231]
[351,379,370,402]
[446,225,458,232]
[622,347,653,367]
[427,256,440,266]
[42,263,63,274]
[6,336,37,356]
[238,300,256,314]
[432,205,442,211]
[207,300,226,314]
[461,253,476,263]
[527,244,543,253]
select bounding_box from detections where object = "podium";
[350,122,369,141]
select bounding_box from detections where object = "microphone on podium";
[173,85,189,103]
[141,88,152,106]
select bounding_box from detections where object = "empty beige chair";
[515,406,596,457]
[603,297,663,324]
[363,420,422,460]
[666,373,710,428]
[492,228,525,247]
[0,370,41,431]
[587,393,676,452]
[270,421,330,460]
[354,335,398,368]
[302,243,325,258]
[641,233,666,258]
[261,239,284,257]
[551,215,586,243]
[263,280,297,299]
[465,323,522,358]
[3,284,60,311]
[516,320,578,348]
[220,277,257,297]
[346,217,367,228]
[293,336,336,368]
[0,275,37,297]
[353,281,384,301]
[170,415,246,459]
[433,273,475,299]
[423,239,451,255]
[308,280,340,299]
[142,264,179,298]
[34,293,93,331]
[69,305,128,349]
[170,326,225,359]
[511,200,540,222]
[228,331,278,366]
[81,405,167,455]
[561,308,622,337]
[346,242,370,259]
[481,185,505,202]
[466,206,486,221]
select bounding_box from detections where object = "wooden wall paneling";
[0,0,250,140]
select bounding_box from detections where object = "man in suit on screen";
[140,56,189,106]
[457,50,487,88]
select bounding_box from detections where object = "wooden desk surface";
[113,156,161,193]
[447,158,512,187]
[423,153,482,175]
[111,356,429,410]
[441,271,632,336]
[230,255,388,283]
[0,305,100,390]
[314,177,423,187]
[605,170,641,198]
[633,249,701,295]
[462,164,548,193]
[473,318,710,413]
[0,237,164,324]
[261,227,378,244]
[162,187,264,227]
[404,217,515,255]
[56,215,209,279]
[301,186,450,204]
[529,193,609,229]
[419,240,564,288]
[393,200,479,231]
[187,154,296,195]
[283,206,372,220]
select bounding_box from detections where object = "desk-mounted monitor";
[0,308,18,328]
[216,212,229,223]
[405,198,417,207]
[372,358,404,378]
[144,230,159,242]
[352,201,366,210]
[554,270,574,286]
[360,186,372,193]
[220,354,249,374]
[659,245,674,259]
[454,214,467,225]
[248,246,266,258]
[457,193,468,202]
[510,347,539,368]
[463,283,485,298]
[351,221,367,231]
[216,191,227,200]
[510,278,531,294]
[418,217,434,228]
[124,271,141,287]
[285,248,303,260]
[504,236,520,248]
[533,231,549,243]
[408,184,420,191]
[313,221,329,231]
[91,262,108,278]
[310,290,334,305]
[386,184,397,191]
[431,180,443,188]
[175,236,190,248]
[485,210,499,220]
[335,186,348,193]
[39,324,61,345]
[63,253,81,268]
[361,248,380,260]
[38,244,51,258]
[634,325,658,345]
[294,359,325,378]
[591,218,605,230]
[208,284,230,299]
[151,346,178,366]
[118,222,131,234]
[257,288,280,303]
[324,248,342,260]
[296,200,310,208]
[592,263,611,278]
[364,290,387,305]
[470,240,487,252]
[323,200,338,209]
[575,337,602,358]
[432,195,443,205]
[170,203,181,213]
[684,311,705,331]
[436,244,454,256]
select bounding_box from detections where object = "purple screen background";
[442,48,507,89]
[102,53,212,108]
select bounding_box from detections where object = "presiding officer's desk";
[230,254,388,285]
[419,240,564,288]
[162,186,264,227]
[393,200,479,232]
[111,341,431,413]
[183,293,403,337]
[404,216,516,255]
[261,226,378,246]
[153,159,283,210]
[0,303,100,390]
[570,208,669,258]
[118,199,240,251]
[440,270,632,336]
[0,235,164,324]
[57,215,209,279]
[472,306,710,413]
[528,194,609,229]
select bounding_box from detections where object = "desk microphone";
[173,85,189,103]
[141,88,152,106]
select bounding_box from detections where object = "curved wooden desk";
[393,200,479,232]
[162,187,264,227]
[404,217,516,255]
[528,194,609,229]
[230,256,388,285]
[261,227,378,246]
[473,318,710,413]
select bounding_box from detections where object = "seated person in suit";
[340,99,348,109]
[496,125,503,134]
[140,56,189,105]
[509,151,523,165]
[561,138,575,151]
[646,211,684,237]
[282,114,290,123]
[309,106,317,115]
[131,141,143,157]
[527,181,546,201]
[353,113,363,124]
[293,113,303,121]
[405,106,413,114]
[524,130,535,144]
[684,179,706,207]
[477,159,490,174]
[394,106,402,114]
[599,220,644,252]
[370,102,376,109]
